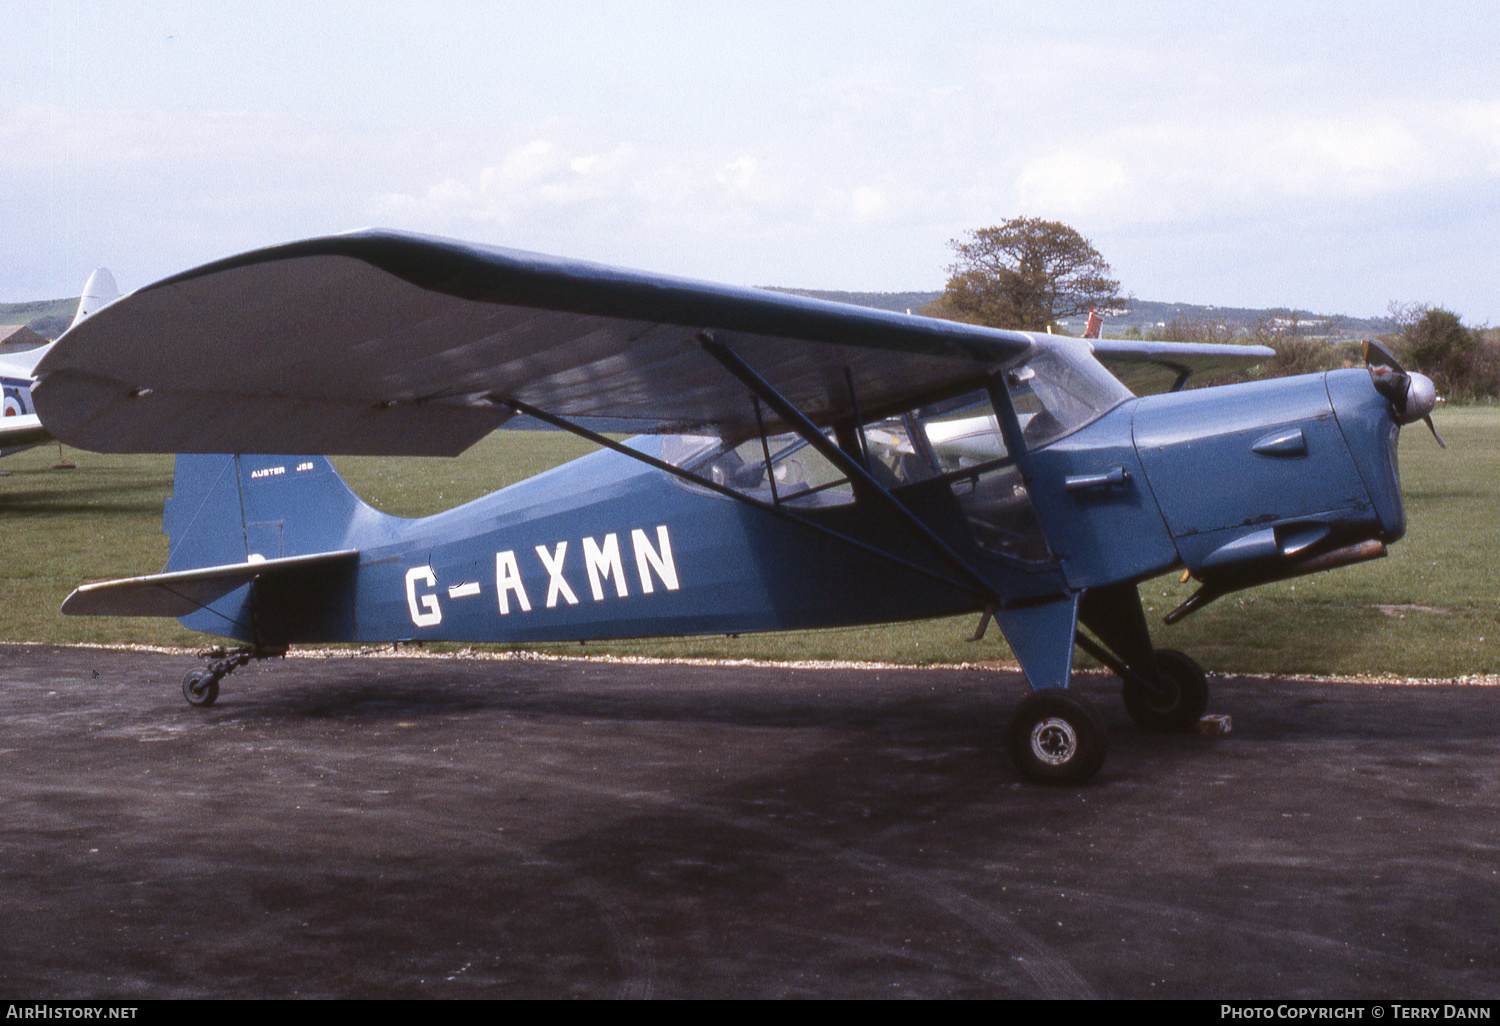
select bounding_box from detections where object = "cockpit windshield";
[1005,342,1133,450]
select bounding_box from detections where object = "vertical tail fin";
[163,454,379,572]
[68,268,120,331]
[162,454,390,642]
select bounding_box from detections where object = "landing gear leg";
[993,595,1109,783]
[180,643,287,708]
[1078,582,1211,733]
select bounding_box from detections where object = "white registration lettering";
[632,525,679,594]
[405,566,442,627]
[582,533,628,601]
[535,541,579,608]
[495,550,532,614]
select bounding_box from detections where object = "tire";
[1122,649,1208,733]
[182,670,220,707]
[1008,690,1107,784]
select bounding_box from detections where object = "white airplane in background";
[1,268,119,456]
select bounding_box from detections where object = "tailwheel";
[1008,690,1107,784]
[182,670,221,707]
[179,643,287,707]
[1122,649,1208,733]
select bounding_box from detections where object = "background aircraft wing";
[34,230,1037,457]
[1089,338,1276,395]
[0,413,50,453]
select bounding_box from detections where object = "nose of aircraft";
[1396,370,1438,425]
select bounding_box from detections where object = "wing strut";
[697,332,1003,605]
[500,398,995,604]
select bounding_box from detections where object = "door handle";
[1065,467,1130,494]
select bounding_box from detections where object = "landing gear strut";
[180,644,287,707]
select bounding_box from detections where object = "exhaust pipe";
[1165,539,1387,625]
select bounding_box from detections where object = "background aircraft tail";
[68,267,120,332]
[0,268,120,382]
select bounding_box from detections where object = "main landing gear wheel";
[182,670,221,707]
[1008,690,1108,784]
[1122,648,1208,733]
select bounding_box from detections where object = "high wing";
[1090,338,1274,395]
[34,230,1041,458]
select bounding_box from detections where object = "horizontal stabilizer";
[62,549,358,618]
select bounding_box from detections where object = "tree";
[1387,303,1498,401]
[929,218,1121,331]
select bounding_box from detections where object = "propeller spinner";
[1364,341,1445,448]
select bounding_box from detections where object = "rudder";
[164,454,373,573]
[162,454,380,643]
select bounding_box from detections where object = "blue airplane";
[31,230,1440,783]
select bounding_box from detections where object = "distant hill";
[763,288,944,316]
[0,297,78,340]
[765,288,1391,339]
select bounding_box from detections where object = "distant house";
[0,325,49,354]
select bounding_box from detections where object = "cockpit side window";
[658,344,1124,565]
[661,389,1054,564]
[908,388,1052,564]
[678,430,856,507]
[914,391,1009,472]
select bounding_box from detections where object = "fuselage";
[180,364,1410,648]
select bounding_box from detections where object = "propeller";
[1364,340,1445,448]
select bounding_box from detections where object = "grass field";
[1,407,1494,678]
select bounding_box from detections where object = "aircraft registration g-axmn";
[0,268,119,457]
[32,230,1440,783]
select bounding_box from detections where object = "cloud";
[369,138,903,243]
[716,156,759,192]
[372,139,622,227]
[1010,100,1500,232]
[848,186,889,223]
[1015,151,1129,218]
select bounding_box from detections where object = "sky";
[3,1,1497,322]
